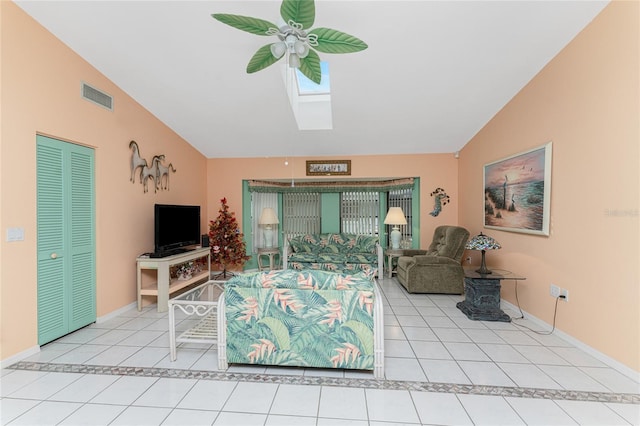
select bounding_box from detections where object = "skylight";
[296,62,331,95]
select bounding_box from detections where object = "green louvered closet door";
[37,135,96,345]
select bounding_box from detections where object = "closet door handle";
[50,253,58,259]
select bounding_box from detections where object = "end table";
[385,248,405,278]
[456,268,526,322]
[257,247,280,271]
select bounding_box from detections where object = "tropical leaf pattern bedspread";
[224,269,377,370]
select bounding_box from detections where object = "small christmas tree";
[208,197,250,278]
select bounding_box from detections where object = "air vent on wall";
[81,82,113,111]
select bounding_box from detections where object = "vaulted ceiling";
[16,1,608,158]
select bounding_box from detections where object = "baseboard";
[96,301,137,323]
[501,299,640,382]
[1,345,40,370]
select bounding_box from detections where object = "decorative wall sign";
[306,160,351,176]
[483,142,552,235]
[429,187,450,217]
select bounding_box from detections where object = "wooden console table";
[137,247,211,312]
[456,268,525,322]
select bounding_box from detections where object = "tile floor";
[2,277,639,425]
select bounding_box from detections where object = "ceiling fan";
[212,0,368,84]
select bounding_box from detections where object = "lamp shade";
[384,207,407,225]
[465,232,501,251]
[259,208,279,225]
[384,207,407,250]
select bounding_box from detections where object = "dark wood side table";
[456,268,525,322]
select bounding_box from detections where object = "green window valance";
[247,178,415,193]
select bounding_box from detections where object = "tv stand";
[149,247,190,258]
[136,247,210,312]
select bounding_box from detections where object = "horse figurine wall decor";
[129,140,147,183]
[128,141,177,193]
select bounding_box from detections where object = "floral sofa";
[282,233,384,278]
[217,269,384,378]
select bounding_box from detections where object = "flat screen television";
[153,204,201,256]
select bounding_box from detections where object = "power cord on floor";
[510,280,564,335]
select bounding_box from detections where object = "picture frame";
[483,142,552,236]
[306,160,351,176]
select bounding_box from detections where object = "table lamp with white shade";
[384,207,407,250]
[259,208,279,248]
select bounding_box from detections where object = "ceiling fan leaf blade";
[246,44,282,74]
[280,0,315,29]
[299,50,322,84]
[309,27,368,53]
[212,14,278,36]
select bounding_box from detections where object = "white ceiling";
[16,1,608,159]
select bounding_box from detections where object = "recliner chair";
[396,225,470,294]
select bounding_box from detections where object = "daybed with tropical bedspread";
[282,233,384,278]
[217,269,384,378]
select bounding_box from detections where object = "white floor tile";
[458,394,525,425]
[384,357,427,381]
[555,399,630,425]
[49,373,120,402]
[8,400,82,426]
[497,362,563,389]
[443,342,490,361]
[415,306,446,317]
[110,405,172,426]
[214,411,267,425]
[266,414,316,425]
[551,346,607,367]
[304,367,345,378]
[0,398,41,424]
[401,326,438,341]
[478,343,530,363]
[161,408,220,425]
[177,379,237,411]
[513,344,571,365]
[48,344,109,364]
[118,329,166,346]
[155,347,205,370]
[494,329,540,345]
[458,361,517,387]
[270,384,321,417]
[505,397,578,425]
[8,372,82,400]
[537,365,610,392]
[0,370,49,397]
[580,367,640,394]
[133,377,198,408]
[605,402,640,425]
[409,340,452,359]
[391,306,420,316]
[463,328,506,344]
[422,315,457,327]
[189,349,221,371]
[223,381,279,414]
[117,316,161,330]
[86,345,141,365]
[120,346,170,367]
[419,359,471,384]
[90,376,158,405]
[365,388,420,424]
[385,340,415,358]
[411,391,473,425]
[57,402,126,425]
[55,327,109,344]
[396,315,427,327]
[384,325,406,340]
[432,327,472,343]
[318,386,368,420]
[317,418,368,425]
[86,329,136,345]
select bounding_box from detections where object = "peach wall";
[1,2,208,360]
[458,1,639,372]
[207,154,459,250]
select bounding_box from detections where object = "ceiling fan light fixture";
[294,41,309,58]
[288,52,301,68]
[271,42,287,59]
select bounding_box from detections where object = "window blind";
[282,193,321,241]
[340,192,379,236]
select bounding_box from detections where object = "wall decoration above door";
[483,142,552,236]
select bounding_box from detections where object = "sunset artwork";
[483,142,552,235]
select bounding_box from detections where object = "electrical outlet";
[559,288,569,302]
[550,284,560,298]
[466,256,471,264]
